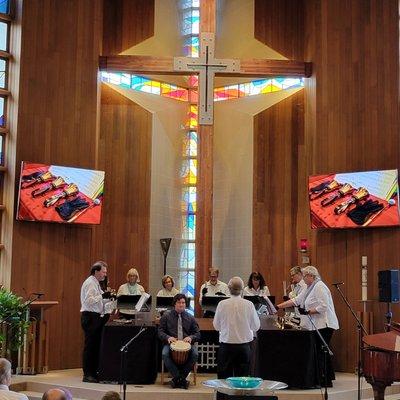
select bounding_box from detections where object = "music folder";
[117,294,152,312]
[156,296,190,308]
[201,295,229,308]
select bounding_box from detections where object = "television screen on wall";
[17,161,104,225]
[309,169,400,229]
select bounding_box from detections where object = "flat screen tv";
[17,161,104,225]
[309,169,400,229]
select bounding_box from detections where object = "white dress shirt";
[213,295,260,343]
[117,283,145,296]
[243,285,271,296]
[199,280,229,304]
[289,279,307,298]
[293,280,339,330]
[80,275,109,314]
[157,287,179,297]
[0,385,29,400]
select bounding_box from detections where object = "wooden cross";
[99,0,311,313]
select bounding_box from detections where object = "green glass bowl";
[226,377,263,389]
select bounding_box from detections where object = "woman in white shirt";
[243,271,270,297]
[277,265,339,387]
[157,275,179,297]
[117,268,145,296]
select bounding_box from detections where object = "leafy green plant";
[0,288,30,356]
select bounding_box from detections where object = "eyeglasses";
[252,276,260,280]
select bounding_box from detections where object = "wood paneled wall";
[253,90,306,300]
[10,0,103,369]
[254,0,400,372]
[102,0,154,55]
[9,1,152,370]
[93,84,152,293]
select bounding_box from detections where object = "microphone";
[332,282,344,286]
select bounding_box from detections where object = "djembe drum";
[170,340,191,365]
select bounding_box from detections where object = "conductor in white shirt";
[213,277,260,379]
[0,359,28,400]
[80,261,114,383]
[277,265,339,387]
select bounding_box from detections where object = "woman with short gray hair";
[276,266,339,387]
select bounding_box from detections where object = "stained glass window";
[181,159,197,185]
[0,58,6,89]
[0,21,7,52]
[182,186,197,213]
[182,214,196,240]
[188,105,198,129]
[0,133,3,165]
[183,131,197,157]
[101,72,189,101]
[0,0,10,15]
[0,96,5,127]
[180,242,196,269]
[214,78,304,101]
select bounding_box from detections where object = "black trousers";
[217,342,252,379]
[81,311,109,377]
[314,327,335,387]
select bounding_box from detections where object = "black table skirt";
[256,329,319,389]
[98,322,158,384]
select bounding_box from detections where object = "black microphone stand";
[333,283,367,400]
[119,325,147,400]
[307,313,333,400]
[0,293,44,326]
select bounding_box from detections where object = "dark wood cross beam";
[99,0,311,314]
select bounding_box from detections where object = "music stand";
[156,296,191,309]
[117,295,152,319]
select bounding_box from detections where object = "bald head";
[228,277,244,296]
[42,389,67,400]
[0,358,11,385]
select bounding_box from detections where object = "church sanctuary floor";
[10,370,400,400]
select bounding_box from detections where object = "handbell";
[321,183,355,206]
[22,171,54,188]
[43,183,79,207]
[334,187,369,215]
[31,176,66,198]
[310,180,342,200]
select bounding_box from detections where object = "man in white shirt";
[0,358,28,400]
[213,277,260,379]
[199,268,229,317]
[80,260,114,383]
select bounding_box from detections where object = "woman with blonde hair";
[117,268,145,296]
[157,275,179,297]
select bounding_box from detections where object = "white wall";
[213,89,302,284]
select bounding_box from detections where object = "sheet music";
[135,292,150,312]
[335,169,398,200]
[49,166,104,199]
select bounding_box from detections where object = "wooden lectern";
[18,301,58,374]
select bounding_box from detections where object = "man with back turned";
[213,276,260,378]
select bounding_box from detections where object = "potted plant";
[0,287,30,358]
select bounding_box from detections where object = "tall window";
[0,0,12,254]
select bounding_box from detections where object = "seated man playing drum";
[158,293,200,389]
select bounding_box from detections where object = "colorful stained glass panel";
[182,186,197,213]
[182,214,196,240]
[180,242,196,270]
[0,96,5,127]
[0,21,8,52]
[183,131,198,157]
[181,159,197,185]
[0,0,9,14]
[0,58,6,89]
